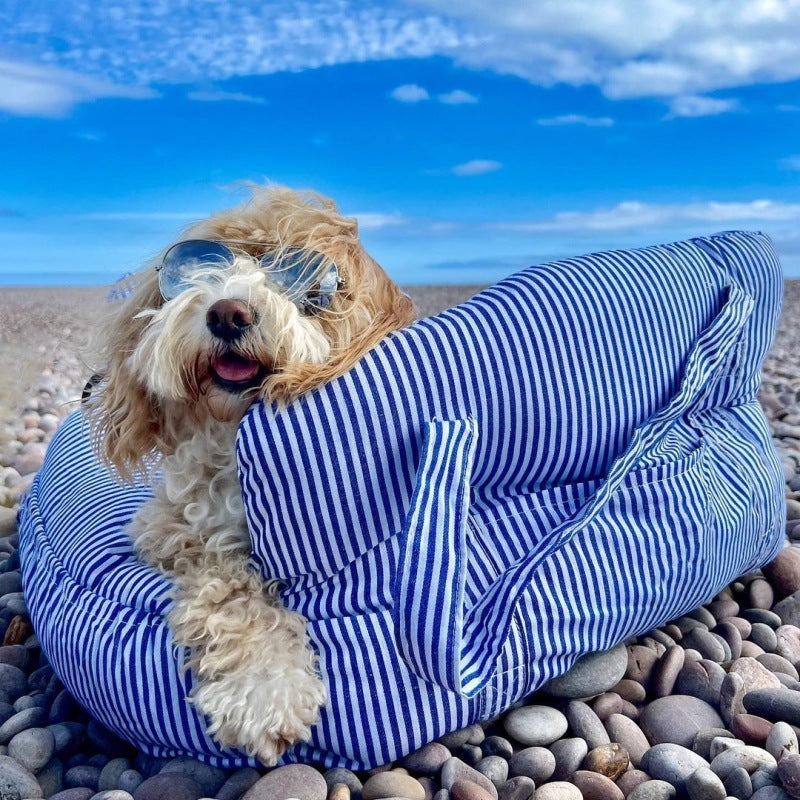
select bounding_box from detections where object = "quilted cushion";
[19,231,786,769]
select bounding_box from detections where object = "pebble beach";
[3,282,800,800]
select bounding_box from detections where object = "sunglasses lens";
[159,240,233,300]
[260,248,339,310]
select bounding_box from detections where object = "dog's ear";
[86,271,175,482]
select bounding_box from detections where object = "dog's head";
[89,186,415,480]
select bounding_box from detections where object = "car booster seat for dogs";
[19,230,785,769]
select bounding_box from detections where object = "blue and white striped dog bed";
[19,231,785,769]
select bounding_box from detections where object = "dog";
[86,186,416,763]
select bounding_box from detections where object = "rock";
[752,624,780,653]
[91,793,135,800]
[534,782,583,800]
[159,757,226,796]
[744,689,800,725]
[582,743,629,781]
[641,744,711,793]
[605,713,650,768]
[215,768,261,800]
[776,627,800,663]
[764,548,800,599]
[628,780,677,800]
[682,630,728,663]
[441,758,498,800]
[720,672,746,725]
[773,594,800,628]
[7,726,54,773]
[640,696,724,748]
[566,701,611,749]
[131,773,203,800]
[688,766,727,800]
[482,737,514,760]
[362,769,427,799]
[724,765,753,799]
[626,646,660,689]
[48,791,94,800]
[730,659,783,693]
[0,753,42,797]
[710,746,778,779]
[543,645,628,698]
[757,654,800,681]
[0,707,47,744]
[710,737,747,761]
[752,788,791,800]
[571,769,625,800]
[778,753,800,799]
[504,706,568,747]
[652,646,686,697]
[767,722,799,763]
[451,780,496,800]
[714,622,743,661]
[0,664,28,703]
[612,679,647,704]
[508,747,556,783]
[617,770,652,796]
[117,770,143,794]
[742,610,782,629]
[65,766,101,791]
[592,693,624,721]
[498,776,536,800]
[550,738,588,781]
[402,742,452,775]
[238,765,327,800]
[732,714,773,745]
[37,757,64,797]
[676,660,726,706]
[476,756,509,787]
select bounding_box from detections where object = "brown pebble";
[451,780,495,800]
[2,616,32,647]
[749,579,775,610]
[777,752,800,799]
[572,769,625,800]
[712,622,743,661]
[651,646,685,698]
[583,743,629,781]
[722,617,753,639]
[731,714,773,745]
[764,547,800,599]
[605,713,651,768]
[616,770,652,796]
[740,641,766,658]
[663,625,683,642]
[362,771,427,800]
[594,693,624,721]
[613,680,646,705]
[626,646,660,689]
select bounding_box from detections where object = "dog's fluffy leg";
[129,480,326,764]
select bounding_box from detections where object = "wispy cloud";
[438,89,478,104]
[451,159,502,176]
[0,59,156,118]
[390,83,430,102]
[780,156,800,171]
[495,200,800,233]
[187,89,266,104]
[667,95,739,118]
[537,114,614,127]
[353,212,408,230]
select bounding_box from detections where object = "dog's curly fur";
[86,186,415,763]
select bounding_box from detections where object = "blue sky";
[2,1,799,286]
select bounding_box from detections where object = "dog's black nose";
[206,299,254,341]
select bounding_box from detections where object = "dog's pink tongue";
[213,354,260,382]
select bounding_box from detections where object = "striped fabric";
[19,231,786,770]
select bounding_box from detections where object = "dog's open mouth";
[210,352,265,392]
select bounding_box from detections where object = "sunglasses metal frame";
[155,239,342,312]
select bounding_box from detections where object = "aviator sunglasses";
[156,239,341,313]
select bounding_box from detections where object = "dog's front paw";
[194,655,327,764]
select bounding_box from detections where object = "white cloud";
[667,94,739,118]
[495,199,800,233]
[451,159,502,176]
[780,156,800,170]
[390,83,430,102]
[410,0,800,100]
[187,89,266,104]
[0,59,156,117]
[438,89,478,104]
[352,212,408,230]
[5,1,800,107]
[537,114,614,127]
